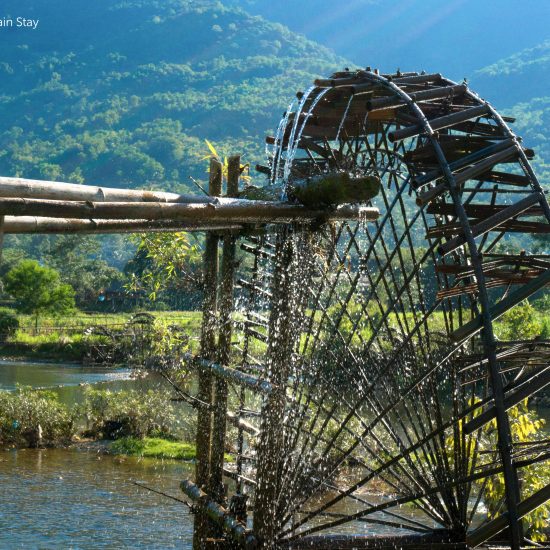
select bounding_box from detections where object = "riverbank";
[3,437,198,462]
[0,383,197,450]
[0,342,86,362]
[65,437,197,461]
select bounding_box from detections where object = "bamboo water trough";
[1,67,550,550]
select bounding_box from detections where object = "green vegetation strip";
[111,437,197,460]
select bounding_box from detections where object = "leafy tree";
[45,235,123,307]
[495,300,543,341]
[4,260,75,328]
[482,401,550,541]
[125,232,202,309]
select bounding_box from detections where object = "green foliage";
[4,260,75,320]
[495,300,544,341]
[472,40,550,106]
[80,387,176,439]
[443,396,549,541]
[0,386,75,446]
[0,0,343,194]
[0,0,346,313]
[44,235,124,307]
[0,307,19,341]
[482,400,550,541]
[202,139,251,184]
[125,232,202,307]
[111,436,197,460]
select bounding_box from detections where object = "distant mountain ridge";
[0,0,345,191]
[0,0,548,195]
[469,40,550,188]
[229,0,550,82]
[469,40,550,108]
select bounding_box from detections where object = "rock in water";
[293,172,380,208]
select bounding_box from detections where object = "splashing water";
[335,94,354,143]
[276,86,315,190]
[281,87,332,197]
[268,96,298,183]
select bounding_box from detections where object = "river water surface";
[0,448,194,549]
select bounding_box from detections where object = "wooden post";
[0,215,4,266]
[193,157,222,550]
[254,227,298,548]
[0,216,4,292]
[210,155,240,505]
[181,480,258,549]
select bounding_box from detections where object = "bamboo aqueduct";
[2,69,550,549]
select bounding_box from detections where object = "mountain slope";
[470,40,550,108]
[468,41,550,188]
[0,0,345,191]
[230,0,550,81]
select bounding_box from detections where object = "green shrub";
[0,308,19,341]
[495,301,543,340]
[0,386,75,446]
[80,387,176,439]
[482,400,549,542]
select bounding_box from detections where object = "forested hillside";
[233,0,550,80]
[470,41,550,188]
[0,0,343,192]
[471,40,550,107]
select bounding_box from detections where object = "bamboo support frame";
[0,176,205,203]
[210,155,240,503]
[181,353,273,395]
[193,158,222,549]
[0,216,244,234]
[181,479,258,549]
[0,197,378,224]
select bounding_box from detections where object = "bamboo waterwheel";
[230,69,550,549]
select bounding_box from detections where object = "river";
[0,361,195,548]
[1,361,549,547]
[0,448,194,548]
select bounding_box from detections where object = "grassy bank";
[0,310,202,362]
[110,437,197,460]
[0,387,196,450]
[13,311,202,333]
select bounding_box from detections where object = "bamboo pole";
[193,158,222,549]
[0,197,378,224]
[1,216,244,234]
[0,176,206,203]
[366,83,467,111]
[181,479,258,549]
[389,104,491,142]
[210,155,240,504]
[182,353,273,395]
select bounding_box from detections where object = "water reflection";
[0,361,163,406]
